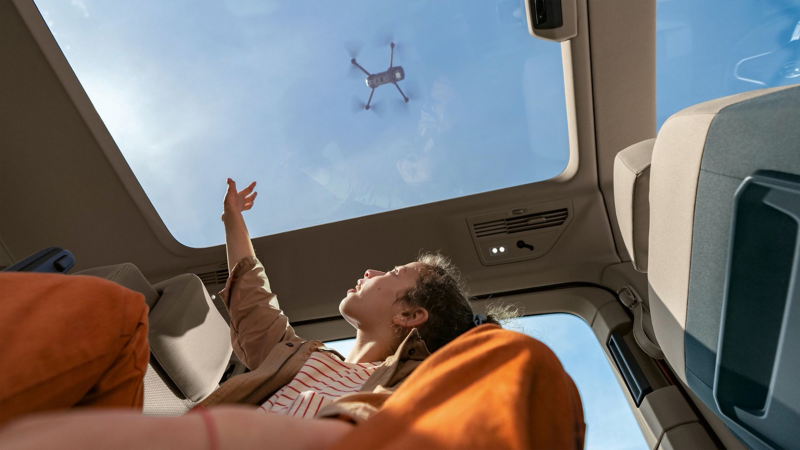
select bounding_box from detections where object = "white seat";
[76,263,232,415]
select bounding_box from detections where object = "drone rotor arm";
[351,59,371,76]
[388,42,394,69]
[393,82,409,103]
[365,88,376,110]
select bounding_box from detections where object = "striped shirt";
[260,351,381,419]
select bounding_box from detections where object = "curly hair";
[396,252,520,353]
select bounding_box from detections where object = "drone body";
[366,66,405,88]
[351,42,409,110]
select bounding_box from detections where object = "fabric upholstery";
[647,85,795,383]
[614,138,655,273]
[142,359,198,416]
[327,325,585,450]
[75,263,159,309]
[148,274,231,402]
[0,272,148,426]
[685,85,800,396]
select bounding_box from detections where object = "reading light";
[499,247,505,253]
[492,247,498,254]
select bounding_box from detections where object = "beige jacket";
[197,256,431,422]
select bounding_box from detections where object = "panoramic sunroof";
[34,0,569,248]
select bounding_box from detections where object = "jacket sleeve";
[218,256,299,369]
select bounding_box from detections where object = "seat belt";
[618,285,664,360]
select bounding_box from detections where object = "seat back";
[76,264,232,415]
[645,85,800,449]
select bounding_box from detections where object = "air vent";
[195,263,229,286]
[473,208,568,238]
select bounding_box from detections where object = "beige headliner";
[0,0,653,323]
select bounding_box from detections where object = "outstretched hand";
[222,178,257,222]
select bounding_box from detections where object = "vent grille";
[473,208,568,238]
[196,263,229,286]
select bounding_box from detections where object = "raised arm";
[219,179,299,369]
[222,178,257,269]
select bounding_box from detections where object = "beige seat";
[613,137,663,361]
[615,84,800,449]
[76,263,232,415]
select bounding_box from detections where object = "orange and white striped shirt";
[260,351,381,419]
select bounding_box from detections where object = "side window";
[325,314,647,449]
[323,338,358,359]
[516,314,647,450]
[657,1,800,129]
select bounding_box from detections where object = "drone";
[351,42,409,110]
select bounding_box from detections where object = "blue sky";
[35,0,569,248]
[656,0,800,128]
[326,314,649,450]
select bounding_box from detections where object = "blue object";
[2,247,75,274]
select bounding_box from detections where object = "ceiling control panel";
[467,199,572,266]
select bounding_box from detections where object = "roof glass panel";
[657,0,800,129]
[34,0,569,247]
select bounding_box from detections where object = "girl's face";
[339,262,424,330]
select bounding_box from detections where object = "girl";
[0,178,514,450]
[201,179,511,422]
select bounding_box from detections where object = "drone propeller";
[345,40,363,60]
[402,80,418,101]
[351,96,384,116]
[368,100,384,117]
[375,30,396,47]
[351,96,368,113]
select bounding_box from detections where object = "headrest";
[75,263,159,308]
[148,274,232,402]
[614,138,655,273]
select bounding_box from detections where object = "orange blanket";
[0,273,149,426]
[330,324,585,450]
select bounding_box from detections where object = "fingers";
[239,181,256,196]
[226,178,237,193]
[242,191,257,211]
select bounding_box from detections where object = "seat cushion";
[148,273,232,402]
[142,359,198,416]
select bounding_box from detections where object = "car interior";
[2,0,800,449]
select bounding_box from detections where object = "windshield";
[34,0,570,247]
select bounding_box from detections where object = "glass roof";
[657,0,800,129]
[34,0,569,247]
